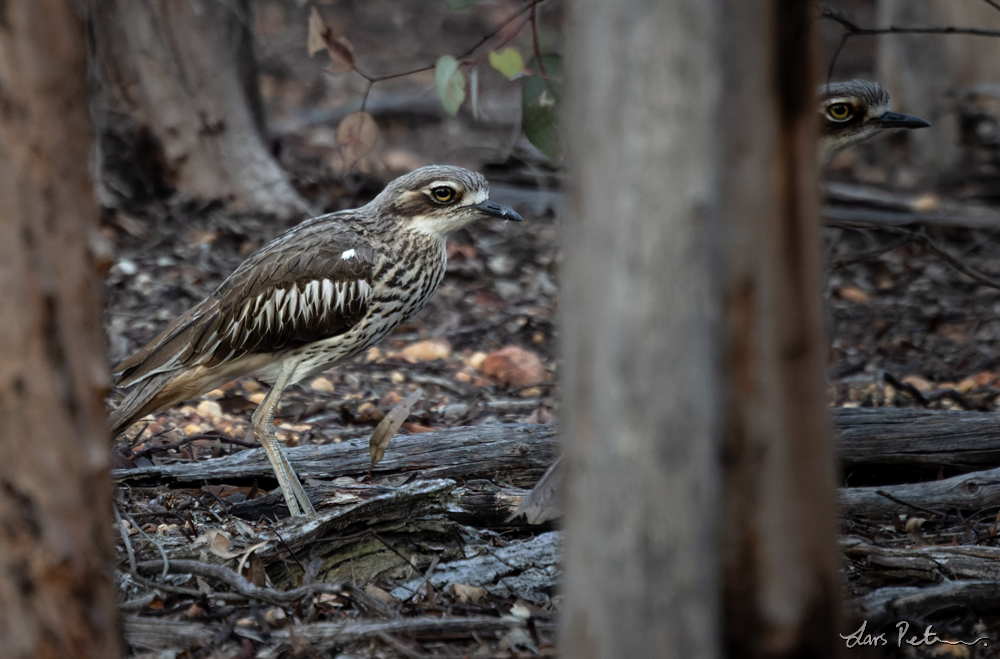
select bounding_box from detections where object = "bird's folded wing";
[115,225,377,387]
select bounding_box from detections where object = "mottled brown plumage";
[111,165,523,515]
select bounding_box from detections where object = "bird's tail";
[109,372,178,437]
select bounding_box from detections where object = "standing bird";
[818,79,930,167]
[111,165,523,516]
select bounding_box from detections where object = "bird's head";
[818,79,930,167]
[372,165,523,239]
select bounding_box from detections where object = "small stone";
[366,346,384,362]
[183,424,203,436]
[196,400,223,424]
[400,338,452,363]
[241,379,262,393]
[836,286,870,304]
[249,392,266,405]
[390,371,406,384]
[310,376,335,393]
[466,351,488,370]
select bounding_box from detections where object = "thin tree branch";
[827,219,1000,291]
[822,5,1000,38]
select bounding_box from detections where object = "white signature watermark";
[841,621,988,649]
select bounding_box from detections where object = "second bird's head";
[818,79,930,167]
[371,165,523,238]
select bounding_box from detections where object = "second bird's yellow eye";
[827,103,852,122]
[430,187,456,204]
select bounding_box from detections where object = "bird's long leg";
[249,361,316,516]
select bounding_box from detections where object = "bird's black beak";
[875,111,931,130]
[474,200,523,222]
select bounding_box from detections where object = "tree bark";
[560,1,723,656]
[89,0,310,217]
[560,1,841,657]
[717,3,842,656]
[0,2,122,658]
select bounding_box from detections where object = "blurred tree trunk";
[560,0,841,656]
[89,0,310,217]
[0,2,122,658]
[878,0,1000,172]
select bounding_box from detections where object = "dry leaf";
[365,584,396,604]
[196,399,222,424]
[836,286,870,304]
[479,345,546,387]
[336,111,378,165]
[901,374,932,392]
[242,552,267,587]
[369,389,422,469]
[903,517,926,532]
[911,193,940,213]
[310,376,335,393]
[451,583,486,603]
[194,528,241,559]
[307,7,355,74]
[400,338,452,363]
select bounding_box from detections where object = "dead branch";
[832,408,1000,471]
[822,5,1000,38]
[135,559,343,604]
[113,423,556,488]
[839,464,1000,519]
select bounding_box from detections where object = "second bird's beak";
[474,200,523,222]
[874,111,931,130]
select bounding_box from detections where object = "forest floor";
[101,1,1000,657]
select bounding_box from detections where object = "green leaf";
[522,55,562,161]
[488,48,524,80]
[447,0,480,8]
[435,55,466,116]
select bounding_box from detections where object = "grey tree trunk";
[0,1,122,657]
[560,0,841,656]
[89,0,310,217]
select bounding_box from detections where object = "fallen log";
[838,465,1000,519]
[832,407,1000,471]
[114,422,556,489]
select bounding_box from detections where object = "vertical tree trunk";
[560,0,841,656]
[559,0,723,656]
[717,2,842,656]
[0,2,122,658]
[89,0,310,217]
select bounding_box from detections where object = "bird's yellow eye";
[430,186,456,204]
[827,102,852,122]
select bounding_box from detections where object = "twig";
[355,0,543,93]
[875,489,948,518]
[822,5,1000,38]
[124,510,171,580]
[135,559,344,604]
[377,632,431,659]
[882,371,930,406]
[828,238,908,267]
[132,432,256,460]
[114,504,137,574]
[828,219,1000,291]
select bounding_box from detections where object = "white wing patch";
[341,248,357,260]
